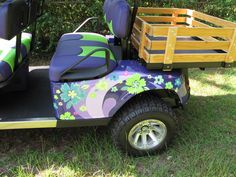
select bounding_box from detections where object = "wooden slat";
[143,50,150,63]
[135,16,145,29]
[149,53,227,63]
[150,27,235,38]
[138,7,188,15]
[133,24,141,39]
[192,11,236,27]
[172,12,178,25]
[191,19,211,28]
[163,28,178,70]
[147,41,230,50]
[131,35,140,51]
[139,22,150,60]
[139,16,186,23]
[226,29,236,63]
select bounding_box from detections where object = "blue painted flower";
[154,75,164,85]
[60,83,86,109]
[175,78,182,87]
[109,73,119,81]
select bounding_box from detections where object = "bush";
[34,0,236,54]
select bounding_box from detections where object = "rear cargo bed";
[132,8,236,70]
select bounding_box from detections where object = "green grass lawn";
[0,68,236,177]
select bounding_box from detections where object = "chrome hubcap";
[128,119,167,150]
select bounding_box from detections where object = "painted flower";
[59,102,63,106]
[60,112,75,120]
[165,82,174,89]
[168,75,173,79]
[60,83,86,109]
[125,74,146,94]
[81,84,90,90]
[175,78,182,87]
[154,76,164,85]
[54,95,58,100]
[53,103,58,109]
[89,92,97,99]
[56,90,61,94]
[95,80,109,91]
[80,106,87,112]
[109,73,119,81]
[111,86,118,92]
[123,71,129,76]
[148,75,152,79]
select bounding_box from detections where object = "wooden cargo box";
[132,8,236,70]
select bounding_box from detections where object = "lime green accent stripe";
[22,38,31,53]
[0,35,31,71]
[108,21,114,35]
[81,34,108,44]
[79,46,115,61]
[2,49,16,71]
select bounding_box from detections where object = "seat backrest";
[0,0,41,40]
[103,0,131,39]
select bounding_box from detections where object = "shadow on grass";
[0,94,236,176]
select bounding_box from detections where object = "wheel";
[110,93,178,156]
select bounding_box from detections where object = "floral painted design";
[154,75,164,85]
[95,80,108,91]
[60,112,75,120]
[80,106,87,112]
[124,74,147,94]
[51,61,188,120]
[60,83,86,109]
[111,86,118,92]
[165,82,174,89]
[109,73,119,81]
[175,78,182,87]
[89,93,97,99]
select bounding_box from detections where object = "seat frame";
[0,0,44,93]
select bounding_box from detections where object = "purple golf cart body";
[4,0,229,156]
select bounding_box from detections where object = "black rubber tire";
[110,93,178,156]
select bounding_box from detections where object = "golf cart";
[0,0,235,156]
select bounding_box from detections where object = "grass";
[0,68,236,177]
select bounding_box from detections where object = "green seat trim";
[79,46,115,61]
[80,33,108,44]
[0,33,32,71]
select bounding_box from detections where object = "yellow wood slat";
[191,19,211,28]
[150,27,235,38]
[164,28,178,69]
[131,35,140,51]
[149,53,227,63]
[192,11,236,27]
[147,41,230,50]
[135,16,145,29]
[138,7,188,15]
[226,29,236,63]
[133,25,141,39]
[139,22,150,59]
[139,16,187,23]
[143,49,150,63]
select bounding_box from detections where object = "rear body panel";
[51,60,188,120]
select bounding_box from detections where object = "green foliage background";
[35,0,236,53]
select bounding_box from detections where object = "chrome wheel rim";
[128,119,167,151]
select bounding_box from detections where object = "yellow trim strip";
[0,120,57,130]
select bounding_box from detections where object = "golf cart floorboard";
[0,67,55,121]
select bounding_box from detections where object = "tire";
[110,93,178,156]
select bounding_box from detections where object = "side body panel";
[51,60,188,120]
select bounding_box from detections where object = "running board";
[0,118,110,130]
